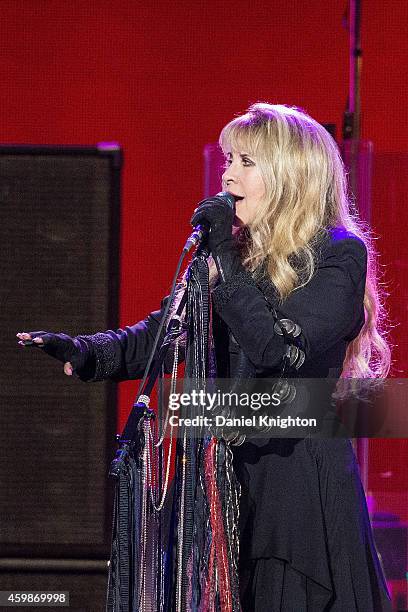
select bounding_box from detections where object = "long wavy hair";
[171,102,392,382]
[177,103,392,379]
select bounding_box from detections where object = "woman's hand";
[191,197,246,282]
[16,331,86,376]
[190,195,235,255]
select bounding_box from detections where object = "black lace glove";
[190,195,245,281]
[16,331,92,376]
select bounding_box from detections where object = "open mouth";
[228,192,244,201]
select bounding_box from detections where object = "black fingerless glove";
[210,238,246,282]
[190,196,245,281]
[24,331,93,377]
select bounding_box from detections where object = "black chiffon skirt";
[232,437,392,612]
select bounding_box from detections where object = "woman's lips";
[226,191,244,201]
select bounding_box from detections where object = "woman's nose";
[222,168,239,186]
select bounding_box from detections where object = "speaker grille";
[0,146,121,557]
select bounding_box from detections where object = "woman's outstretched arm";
[17,293,177,382]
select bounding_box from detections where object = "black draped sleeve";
[75,233,367,382]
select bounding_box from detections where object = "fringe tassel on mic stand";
[106,251,242,611]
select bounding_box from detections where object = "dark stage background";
[2,1,408,607]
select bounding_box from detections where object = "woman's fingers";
[64,362,73,376]
[17,333,73,376]
[16,332,44,345]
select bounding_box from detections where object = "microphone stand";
[105,238,208,612]
[341,0,371,495]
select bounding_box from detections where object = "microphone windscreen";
[215,191,236,210]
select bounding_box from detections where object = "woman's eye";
[223,157,254,168]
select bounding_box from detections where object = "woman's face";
[222,147,265,226]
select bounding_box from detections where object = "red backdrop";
[3,0,407,516]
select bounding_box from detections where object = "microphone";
[184,191,237,252]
